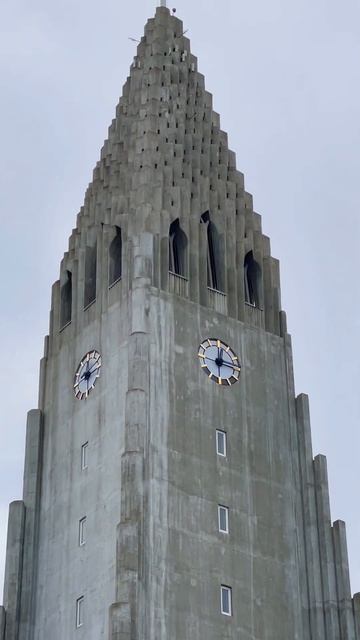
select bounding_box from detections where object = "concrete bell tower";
[1,5,360,640]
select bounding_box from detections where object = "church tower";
[1,4,359,640]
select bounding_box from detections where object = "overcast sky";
[0,0,359,600]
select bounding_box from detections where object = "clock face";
[198,339,240,386]
[74,350,102,400]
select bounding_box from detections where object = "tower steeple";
[1,6,359,640]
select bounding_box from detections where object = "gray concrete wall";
[30,287,128,640]
[145,290,305,640]
[18,410,43,640]
[1,5,358,640]
[354,593,360,638]
[3,501,25,640]
[0,606,5,639]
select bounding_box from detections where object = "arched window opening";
[201,212,223,292]
[244,251,261,307]
[109,227,122,287]
[60,270,72,328]
[169,219,188,278]
[84,244,97,308]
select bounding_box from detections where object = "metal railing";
[207,287,227,314]
[244,302,263,328]
[168,271,189,298]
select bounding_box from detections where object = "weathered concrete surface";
[18,410,43,640]
[354,593,360,639]
[0,607,5,639]
[1,5,359,640]
[333,520,356,639]
[3,502,25,640]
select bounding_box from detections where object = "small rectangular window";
[79,517,87,546]
[218,505,229,534]
[76,596,84,628]
[81,443,88,470]
[216,430,227,457]
[221,585,232,616]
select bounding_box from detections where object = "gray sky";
[1,0,359,599]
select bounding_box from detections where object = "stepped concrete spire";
[1,6,359,640]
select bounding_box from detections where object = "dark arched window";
[201,212,223,291]
[244,251,261,307]
[84,244,97,308]
[60,270,72,328]
[169,219,188,277]
[109,227,122,286]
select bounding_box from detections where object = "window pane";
[221,586,232,616]
[79,517,86,546]
[81,443,88,470]
[216,430,226,457]
[76,597,84,627]
[219,506,229,533]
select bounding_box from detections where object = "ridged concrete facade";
[2,5,359,640]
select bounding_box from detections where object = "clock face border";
[74,350,102,400]
[198,338,240,386]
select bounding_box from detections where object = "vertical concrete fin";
[296,395,326,639]
[263,256,281,335]
[0,607,6,640]
[333,520,356,639]
[353,593,360,639]
[314,455,341,639]
[112,233,152,640]
[18,410,43,640]
[3,501,25,640]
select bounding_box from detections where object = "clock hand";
[74,376,86,388]
[221,362,241,372]
[88,362,101,374]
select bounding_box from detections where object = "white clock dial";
[198,339,240,386]
[74,350,102,400]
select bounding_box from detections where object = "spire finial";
[160,0,167,6]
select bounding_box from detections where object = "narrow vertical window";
[79,517,87,546]
[216,430,227,457]
[84,243,97,308]
[109,226,122,287]
[169,219,188,277]
[221,585,232,616]
[60,270,72,328]
[244,250,261,307]
[207,221,219,290]
[76,596,84,628]
[200,212,223,292]
[218,506,229,533]
[81,443,88,470]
